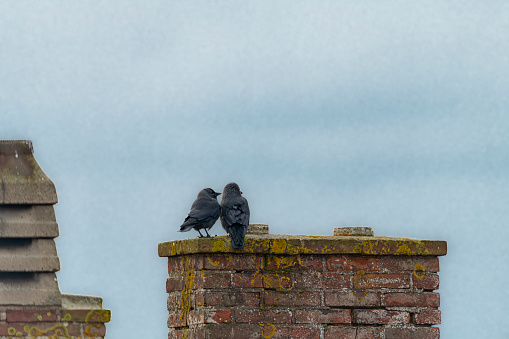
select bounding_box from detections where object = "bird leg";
[204,228,211,238]
[197,229,205,238]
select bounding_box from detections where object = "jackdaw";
[179,188,221,238]
[220,182,250,249]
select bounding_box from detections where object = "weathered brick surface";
[6,309,57,322]
[324,326,357,339]
[197,291,261,307]
[266,255,322,271]
[325,291,381,307]
[262,272,293,290]
[263,291,321,307]
[203,254,262,270]
[0,306,110,339]
[384,326,440,339]
[356,327,384,339]
[235,309,292,324]
[294,272,350,289]
[0,322,82,337]
[166,277,185,292]
[194,271,232,289]
[415,309,441,324]
[233,271,263,288]
[168,312,186,327]
[383,256,440,272]
[354,273,410,289]
[413,273,440,290]
[354,309,410,324]
[327,255,381,272]
[295,309,351,324]
[384,292,440,307]
[163,236,444,338]
[324,326,383,339]
[187,309,232,325]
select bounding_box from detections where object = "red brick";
[203,254,262,270]
[356,327,383,339]
[266,255,322,271]
[167,292,183,310]
[0,323,25,336]
[383,256,439,272]
[414,309,441,324]
[173,327,206,339]
[263,291,321,307]
[354,273,410,289]
[168,311,187,327]
[262,273,293,290]
[194,271,231,289]
[295,309,351,324]
[384,326,439,339]
[326,327,383,339]
[201,324,240,338]
[168,255,204,273]
[198,291,260,307]
[324,326,356,339]
[166,277,185,292]
[268,325,321,339]
[6,309,57,322]
[384,292,440,307]
[168,256,183,273]
[327,255,381,272]
[235,309,292,323]
[325,291,381,307]
[321,273,351,289]
[234,271,263,288]
[203,324,320,339]
[82,323,106,337]
[61,309,111,323]
[413,273,440,290]
[294,272,350,289]
[0,323,81,337]
[188,309,232,325]
[354,309,410,324]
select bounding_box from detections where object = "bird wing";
[188,198,220,222]
[222,196,250,228]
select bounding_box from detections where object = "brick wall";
[0,295,111,339]
[159,232,446,339]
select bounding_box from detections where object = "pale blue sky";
[2,1,509,337]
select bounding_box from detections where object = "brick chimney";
[159,224,446,338]
[0,140,110,338]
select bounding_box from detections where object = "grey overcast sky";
[2,1,509,337]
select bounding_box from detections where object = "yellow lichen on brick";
[414,263,426,279]
[260,323,277,338]
[180,256,195,325]
[396,243,412,255]
[271,239,287,254]
[212,239,229,252]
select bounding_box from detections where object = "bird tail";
[179,219,195,232]
[229,224,246,249]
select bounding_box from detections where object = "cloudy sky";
[2,1,508,337]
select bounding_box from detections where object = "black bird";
[179,188,221,238]
[220,182,250,249]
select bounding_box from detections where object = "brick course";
[0,307,110,339]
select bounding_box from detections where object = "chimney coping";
[0,140,57,204]
[158,235,447,257]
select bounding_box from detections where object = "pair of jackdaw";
[178,182,249,249]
